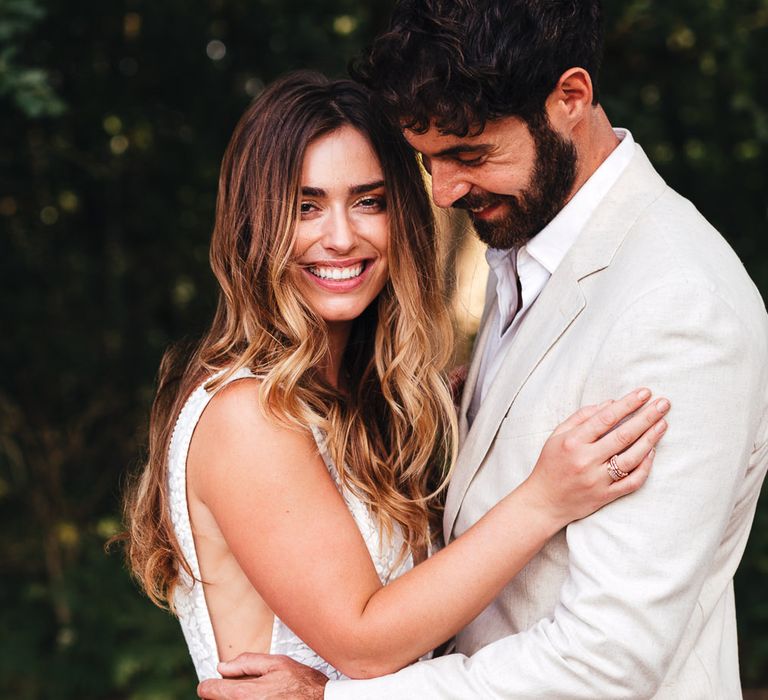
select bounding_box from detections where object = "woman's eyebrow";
[350,180,385,195]
[300,181,385,197]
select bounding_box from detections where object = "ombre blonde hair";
[122,71,458,609]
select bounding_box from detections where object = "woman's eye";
[357,196,386,210]
[299,202,316,215]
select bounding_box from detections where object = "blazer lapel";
[444,265,585,540]
[443,145,668,541]
[457,274,497,442]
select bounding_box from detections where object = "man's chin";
[471,216,534,250]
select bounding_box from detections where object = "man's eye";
[457,156,484,167]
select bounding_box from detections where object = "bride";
[122,71,668,682]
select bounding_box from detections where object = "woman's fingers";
[607,447,656,499]
[530,390,668,524]
[573,388,653,443]
[607,413,668,476]
[593,397,670,463]
[551,400,611,436]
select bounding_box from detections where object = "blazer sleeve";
[325,278,766,699]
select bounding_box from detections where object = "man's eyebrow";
[432,144,493,158]
[300,181,385,198]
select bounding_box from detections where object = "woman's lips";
[301,259,374,291]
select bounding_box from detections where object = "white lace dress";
[167,367,424,680]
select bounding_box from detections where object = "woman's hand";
[521,388,669,528]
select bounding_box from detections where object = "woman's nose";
[320,207,356,253]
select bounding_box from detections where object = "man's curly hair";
[352,0,605,136]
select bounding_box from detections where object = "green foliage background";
[1,0,766,696]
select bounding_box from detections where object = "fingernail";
[655,419,668,434]
[637,388,651,401]
[657,398,670,413]
[649,447,656,458]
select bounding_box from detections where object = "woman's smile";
[302,258,375,290]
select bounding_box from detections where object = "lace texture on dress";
[167,369,421,681]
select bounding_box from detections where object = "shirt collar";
[485,245,515,273]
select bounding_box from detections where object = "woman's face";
[292,126,390,331]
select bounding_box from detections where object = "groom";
[200,1,768,698]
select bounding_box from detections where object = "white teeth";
[308,263,365,280]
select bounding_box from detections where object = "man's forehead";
[402,116,525,154]
[402,124,487,153]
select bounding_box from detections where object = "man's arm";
[321,279,765,699]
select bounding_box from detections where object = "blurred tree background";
[0,0,766,697]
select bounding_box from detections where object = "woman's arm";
[190,381,667,679]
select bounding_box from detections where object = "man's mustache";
[452,192,511,212]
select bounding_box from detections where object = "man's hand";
[197,654,329,700]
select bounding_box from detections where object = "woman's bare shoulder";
[199,375,266,430]
[188,376,318,494]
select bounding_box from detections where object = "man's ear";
[546,68,593,133]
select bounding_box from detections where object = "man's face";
[404,114,578,249]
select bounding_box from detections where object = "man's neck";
[567,107,621,204]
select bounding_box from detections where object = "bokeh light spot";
[103,115,123,135]
[173,277,196,306]
[97,517,120,539]
[110,135,130,155]
[699,53,717,76]
[333,15,358,35]
[640,84,660,106]
[206,40,227,61]
[653,143,675,163]
[56,521,79,547]
[667,26,696,50]
[124,13,142,40]
[685,139,706,161]
[40,206,59,225]
[133,126,153,150]
[58,191,80,212]
[0,197,17,217]
[736,141,760,161]
[244,77,264,97]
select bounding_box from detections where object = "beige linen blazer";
[326,146,768,699]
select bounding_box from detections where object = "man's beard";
[455,116,578,250]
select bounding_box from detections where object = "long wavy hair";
[122,71,458,609]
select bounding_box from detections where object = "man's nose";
[429,163,471,208]
[321,207,356,253]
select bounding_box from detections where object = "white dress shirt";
[468,128,636,424]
